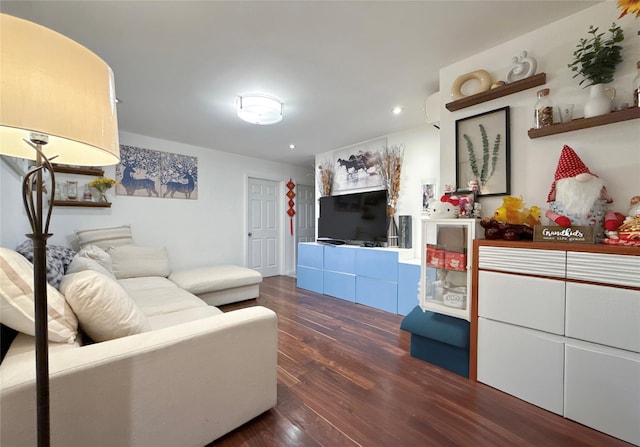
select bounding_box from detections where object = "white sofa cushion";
[108,245,171,279]
[0,247,78,343]
[66,245,115,279]
[169,265,262,294]
[146,306,223,330]
[1,333,81,377]
[59,271,151,342]
[118,277,208,316]
[74,225,134,250]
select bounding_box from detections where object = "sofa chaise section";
[1,238,277,446]
[0,307,278,447]
[169,264,263,307]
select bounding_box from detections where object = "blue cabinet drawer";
[324,246,356,274]
[356,276,398,313]
[355,249,398,282]
[398,263,421,316]
[298,243,324,269]
[297,266,323,294]
[324,271,356,302]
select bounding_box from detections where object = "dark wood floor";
[211,276,632,447]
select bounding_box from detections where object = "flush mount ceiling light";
[236,94,283,125]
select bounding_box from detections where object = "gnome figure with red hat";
[546,145,612,240]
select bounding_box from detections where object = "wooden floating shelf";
[53,200,111,208]
[528,107,640,138]
[446,72,546,112]
[52,165,104,176]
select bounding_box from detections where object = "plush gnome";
[546,145,612,238]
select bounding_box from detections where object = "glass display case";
[419,218,482,320]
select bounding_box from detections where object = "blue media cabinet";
[297,242,472,378]
[296,243,419,315]
[297,243,325,294]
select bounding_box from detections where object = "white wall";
[439,2,640,217]
[1,131,311,274]
[316,123,440,259]
[389,125,440,258]
[314,2,639,260]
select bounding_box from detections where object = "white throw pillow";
[59,270,151,342]
[108,245,171,279]
[0,247,78,343]
[66,245,115,279]
[74,225,134,250]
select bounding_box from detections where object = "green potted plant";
[568,23,624,117]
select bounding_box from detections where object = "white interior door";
[248,177,279,277]
[296,184,315,243]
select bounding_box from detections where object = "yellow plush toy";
[481,196,541,241]
[493,196,541,226]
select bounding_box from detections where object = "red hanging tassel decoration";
[286,179,296,236]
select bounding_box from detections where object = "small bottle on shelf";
[633,60,640,108]
[66,181,78,200]
[83,184,92,201]
[534,88,553,128]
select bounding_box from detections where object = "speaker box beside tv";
[399,215,412,248]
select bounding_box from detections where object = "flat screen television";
[318,190,388,244]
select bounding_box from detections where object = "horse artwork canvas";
[116,145,198,200]
[332,137,386,193]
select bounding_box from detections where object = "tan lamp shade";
[0,13,120,166]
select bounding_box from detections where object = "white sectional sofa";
[0,233,275,447]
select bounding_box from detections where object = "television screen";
[318,190,388,244]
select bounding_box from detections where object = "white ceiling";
[2,1,600,167]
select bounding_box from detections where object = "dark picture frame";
[332,137,386,193]
[455,106,510,197]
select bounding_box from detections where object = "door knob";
[248,232,252,237]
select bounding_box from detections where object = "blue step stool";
[400,306,470,378]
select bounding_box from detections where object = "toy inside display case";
[419,218,482,320]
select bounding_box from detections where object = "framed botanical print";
[455,106,510,197]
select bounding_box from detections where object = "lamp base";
[22,143,55,447]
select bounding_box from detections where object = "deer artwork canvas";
[116,145,198,200]
[160,151,198,199]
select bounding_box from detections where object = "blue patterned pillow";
[15,241,76,289]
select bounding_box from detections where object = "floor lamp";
[0,14,120,446]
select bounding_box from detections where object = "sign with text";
[533,225,594,244]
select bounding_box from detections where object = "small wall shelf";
[52,165,104,176]
[445,73,546,112]
[51,164,110,208]
[528,107,640,138]
[53,200,111,208]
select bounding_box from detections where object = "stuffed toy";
[481,196,541,241]
[493,196,541,227]
[604,196,640,245]
[480,218,534,241]
[424,195,460,219]
[545,145,612,240]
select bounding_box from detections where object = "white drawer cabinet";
[564,340,640,445]
[478,246,565,277]
[478,271,565,335]
[473,241,640,446]
[477,318,564,415]
[566,251,640,288]
[566,282,640,352]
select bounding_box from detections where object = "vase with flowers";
[89,176,117,203]
[316,161,334,197]
[617,0,640,27]
[376,144,404,247]
[568,23,625,118]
